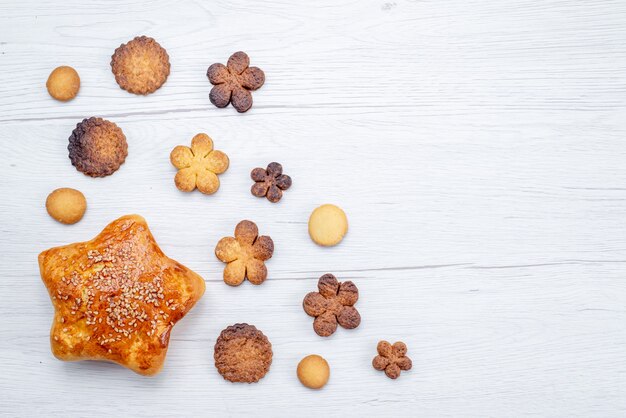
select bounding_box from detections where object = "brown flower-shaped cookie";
[68,117,128,177]
[207,51,265,113]
[170,133,229,194]
[215,220,274,286]
[303,274,361,337]
[251,162,292,203]
[111,36,170,95]
[373,341,412,379]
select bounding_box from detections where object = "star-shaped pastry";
[38,214,205,376]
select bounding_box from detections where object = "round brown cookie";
[111,36,170,95]
[214,323,272,383]
[45,188,87,224]
[46,66,80,101]
[68,117,128,177]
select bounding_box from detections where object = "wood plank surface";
[0,0,625,416]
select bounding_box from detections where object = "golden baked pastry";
[308,204,348,246]
[38,214,205,375]
[214,220,274,286]
[111,36,170,95]
[170,133,229,194]
[46,66,80,101]
[297,354,330,389]
[45,188,87,224]
[68,117,128,177]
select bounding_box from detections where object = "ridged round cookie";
[214,323,272,383]
[111,36,170,95]
[68,117,128,177]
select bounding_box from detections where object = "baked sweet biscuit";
[45,188,87,224]
[38,214,206,375]
[111,36,170,95]
[207,51,265,113]
[68,117,128,177]
[251,162,292,203]
[308,204,348,246]
[214,220,274,286]
[303,274,361,337]
[214,323,272,383]
[170,133,229,194]
[372,341,412,379]
[46,66,80,101]
[297,354,330,389]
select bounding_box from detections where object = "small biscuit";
[308,204,348,246]
[68,117,128,177]
[46,66,80,101]
[214,323,272,383]
[297,354,330,389]
[45,188,86,224]
[111,36,170,95]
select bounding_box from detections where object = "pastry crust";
[214,323,272,383]
[38,214,205,376]
[68,117,128,177]
[111,36,170,95]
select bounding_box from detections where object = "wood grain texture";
[1,0,626,416]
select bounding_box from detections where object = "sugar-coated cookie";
[308,204,348,246]
[214,323,272,383]
[46,66,80,101]
[68,117,128,177]
[111,36,170,95]
[45,188,86,224]
[297,355,330,389]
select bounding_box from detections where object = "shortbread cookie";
[297,354,330,389]
[372,341,412,379]
[308,204,348,246]
[207,51,265,112]
[111,36,170,95]
[214,220,273,286]
[214,323,272,383]
[45,188,86,224]
[46,66,80,101]
[68,117,128,177]
[170,133,229,194]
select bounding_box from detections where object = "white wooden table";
[1,0,626,416]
